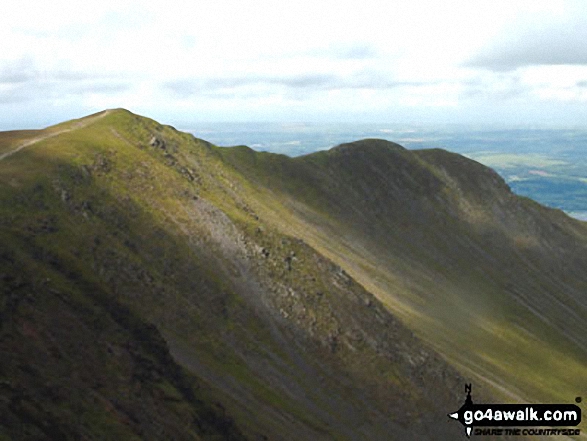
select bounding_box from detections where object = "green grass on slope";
[0,113,342,439]
[0,113,252,440]
[216,138,587,428]
[0,111,546,440]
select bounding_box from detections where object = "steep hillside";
[218,137,587,413]
[0,110,499,440]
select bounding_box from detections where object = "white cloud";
[1,0,587,126]
[465,1,587,71]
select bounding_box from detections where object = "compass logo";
[448,384,476,437]
[448,384,581,438]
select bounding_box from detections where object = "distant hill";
[2,109,585,440]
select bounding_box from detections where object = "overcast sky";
[2,0,587,128]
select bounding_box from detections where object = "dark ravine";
[2,109,584,440]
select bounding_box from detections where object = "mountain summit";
[1,109,585,440]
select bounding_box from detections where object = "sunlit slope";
[217,138,587,409]
[0,110,489,440]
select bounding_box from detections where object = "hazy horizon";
[6,112,587,133]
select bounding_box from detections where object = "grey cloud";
[164,78,200,96]
[165,74,338,97]
[461,83,530,101]
[342,44,378,60]
[0,81,52,105]
[0,80,129,105]
[309,43,379,60]
[51,71,102,82]
[271,74,336,88]
[577,80,587,87]
[0,58,38,84]
[460,74,531,101]
[0,59,130,104]
[465,19,587,71]
[165,71,436,98]
[467,41,587,71]
[343,70,438,90]
[66,80,130,94]
[0,79,130,103]
[0,89,35,104]
[1,58,129,90]
[209,74,338,89]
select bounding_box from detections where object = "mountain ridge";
[213,116,587,412]
[2,108,584,440]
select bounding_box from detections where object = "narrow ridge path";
[0,110,112,163]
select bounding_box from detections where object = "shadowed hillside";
[218,137,587,410]
[2,109,583,439]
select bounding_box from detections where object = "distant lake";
[185,122,587,221]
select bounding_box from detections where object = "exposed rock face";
[149,135,165,149]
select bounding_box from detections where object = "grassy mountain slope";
[217,137,587,415]
[0,109,495,440]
